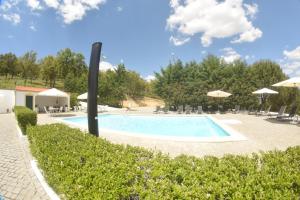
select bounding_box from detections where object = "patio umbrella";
[207,90,231,112]
[77,92,87,100]
[252,88,278,105]
[272,77,300,104]
[272,77,300,88]
[207,90,232,98]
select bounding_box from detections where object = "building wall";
[15,91,39,110]
[0,89,15,113]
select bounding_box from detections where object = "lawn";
[0,76,64,90]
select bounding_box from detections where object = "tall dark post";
[88,42,102,136]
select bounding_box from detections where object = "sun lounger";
[197,106,203,114]
[277,106,297,121]
[163,106,169,114]
[232,105,240,114]
[153,106,161,114]
[177,105,183,114]
[185,105,191,114]
[256,106,271,116]
[268,106,286,118]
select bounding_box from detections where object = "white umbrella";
[77,92,87,100]
[272,77,300,88]
[252,88,278,94]
[252,88,278,105]
[207,90,232,98]
[37,88,69,97]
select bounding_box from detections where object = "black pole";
[88,42,102,136]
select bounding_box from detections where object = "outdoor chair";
[268,105,286,118]
[197,106,203,114]
[44,106,54,117]
[247,105,254,114]
[163,106,169,114]
[256,106,271,116]
[185,105,191,114]
[232,105,240,114]
[277,106,297,121]
[177,105,183,114]
[218,105,225,114]
[153,106,161,114]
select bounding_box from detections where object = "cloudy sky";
[1,0,300,80]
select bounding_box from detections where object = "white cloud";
[29,25,37,31]
[169,36,190,46]
[99,61,116,72]
[244,3,258,19]
[2,13,21,24]
[44,0,59,8]
[283,46,300,61]
[59,0,106,24]
[280,46,300,76]
[3,0,106,24]
[117,6,123,12]
[167,0,262,47]
[144,75,156,82]
[220,47,241,63]
[27,0,43,10]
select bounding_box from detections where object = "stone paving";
[0,114,49,200]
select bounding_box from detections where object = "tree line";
[1,50,297,110]
[0,50,147,107]
[0,49,87,87]
[153,55,298,111]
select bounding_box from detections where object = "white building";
[0,86,70,113]
[0,89,15,113]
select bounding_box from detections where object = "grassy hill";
[0,76,64,90]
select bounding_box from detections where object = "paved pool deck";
[38,108,300,158]
[0,114,49,200]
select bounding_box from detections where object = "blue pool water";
[62,115,230,138]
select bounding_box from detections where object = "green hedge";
[27,124,300,199]
[14,106,37,134]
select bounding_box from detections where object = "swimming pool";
[61,114,245,141]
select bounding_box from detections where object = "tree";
[0,53,18,78]
[40,56,58,87]
[18,51,38,84]
[56,49,87,78]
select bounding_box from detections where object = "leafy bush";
[14,106,37,134]
[27,124,300,199]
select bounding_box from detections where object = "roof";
[15,86,48,92]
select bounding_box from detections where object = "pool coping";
[55,113,247,143]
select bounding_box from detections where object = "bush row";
[14,106,37,134]
[27,124,300,199]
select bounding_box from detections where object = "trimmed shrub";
[14,106,37,134]
[27,124,300,199]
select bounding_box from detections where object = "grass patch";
[27,124,300,199]
[0,76,63,90]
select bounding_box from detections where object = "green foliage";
[40,56,58,87]
[98,64,146,107]
[18,51,40,83]
[28,124,300,199]
[154,56,295,111]
[0,53,18,78]
[56,48,87,78]
[14,106,37,134]
[70,93,79,108]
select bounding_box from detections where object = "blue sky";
[1,0,300,80]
